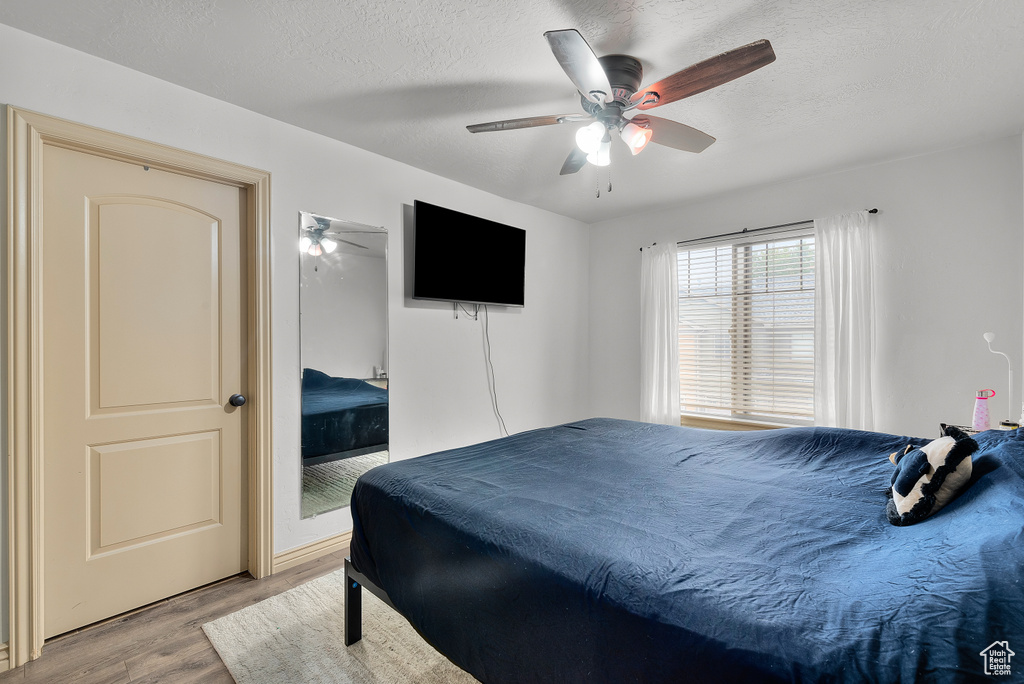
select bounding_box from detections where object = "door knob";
[228,394,247,407]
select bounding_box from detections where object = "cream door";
[42,144,248,638]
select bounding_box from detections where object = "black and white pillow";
[886,425,978,526]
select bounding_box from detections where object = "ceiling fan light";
[621,121,653,155]
[575,121,605,154]
[308,242,323,257]
[321,238,338,253]
[587,137,611,167]
[299,236,313,253]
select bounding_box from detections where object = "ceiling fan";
[466,30,776,176]
[299,213,370,257]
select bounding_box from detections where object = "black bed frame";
[303,442,389,468]
[343,557,396,646]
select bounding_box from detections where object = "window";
[677,226,815,425]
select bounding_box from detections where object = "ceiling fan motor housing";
[599,54,644,103]
[581,54,645,126]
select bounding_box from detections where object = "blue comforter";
[350,418,1024,683]
[301,369,388,460]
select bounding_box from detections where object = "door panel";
[89,430,222,554]
[92,198,221,409]
[42,144,247,638]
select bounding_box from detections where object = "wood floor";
[0,549,349,683]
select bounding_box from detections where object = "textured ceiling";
[2,0,1023,223]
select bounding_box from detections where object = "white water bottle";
[973,389,995,432]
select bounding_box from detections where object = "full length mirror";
[299,211,388,518]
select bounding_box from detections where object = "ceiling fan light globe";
[308,243,323,257]
[621,122,653,155]
[587,138,611,167]
[298,236,313,253]
[575,121,605,154]
[321,238,338,254]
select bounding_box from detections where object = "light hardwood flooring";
[0,549,349,683]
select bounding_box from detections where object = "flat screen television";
[413,200,526,307]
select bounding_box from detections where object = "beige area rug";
[301,450,389,518]
[202,567,477,683]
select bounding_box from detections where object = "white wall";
[589,136,1024,438]
[0,22,593,641]
[301,250,388,380]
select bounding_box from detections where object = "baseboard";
[272,530,353,573]
[0,642,9,671]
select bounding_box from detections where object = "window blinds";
[677,226,815,425]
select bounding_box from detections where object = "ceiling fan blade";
[467,113,590,133]
[323,236,369,249]
[544,29,613,105]
[300,212,319,230]
[326,218,382,232]
[559,147,589,175]
[633,115,716,153]
[632,39,776,111]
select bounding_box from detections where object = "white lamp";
[587,134,611,167]
[575,122,612,167]
[575,122,604,155]
[620,121,652,155]
[983,331,1013,423]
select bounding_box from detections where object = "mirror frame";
[297,211,388,518]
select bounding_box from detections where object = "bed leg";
[344,557,362,646]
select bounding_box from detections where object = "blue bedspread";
[350,418,1024,683]
[301,369,388,461]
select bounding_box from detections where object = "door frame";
[6,106,274,667]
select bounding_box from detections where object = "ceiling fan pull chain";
[596,171,600,198]
[608,167,612,194]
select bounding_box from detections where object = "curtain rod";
[640,208,878,251]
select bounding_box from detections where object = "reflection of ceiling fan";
[467,30,775,176]
[299,213,370,256]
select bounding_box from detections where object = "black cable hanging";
[481,306,508,437]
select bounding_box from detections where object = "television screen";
[413,200,526,307]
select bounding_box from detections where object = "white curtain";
[640,243,680,424]
[814,211,875,430]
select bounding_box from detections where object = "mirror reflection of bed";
[299,211,388,518]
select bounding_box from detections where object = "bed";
[346,418,1024,682]
[301,368,388,465]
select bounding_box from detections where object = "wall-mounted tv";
[413,200,526,307]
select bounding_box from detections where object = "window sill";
[678,414,792,431]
